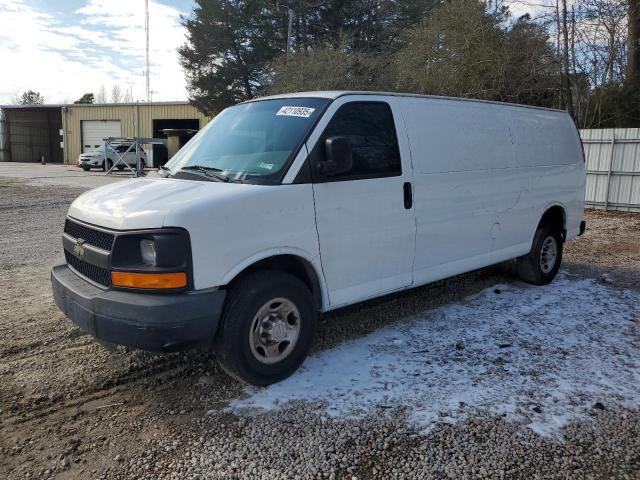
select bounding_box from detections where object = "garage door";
[81,120,121,153]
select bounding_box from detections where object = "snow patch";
[230,274,640,436]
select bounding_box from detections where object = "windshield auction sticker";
[276,106,316,118]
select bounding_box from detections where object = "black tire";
[517,222,563,285]
[103,160,112,172]
[81,165,90,171]
[214,271,316,386]
[140,159,146,170]
[116,165,125,171]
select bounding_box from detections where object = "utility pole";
[561,0,574,117]
[286,5,293,54]
[281,1,326,54]
[145,0,150,102]
[629,0,640,81]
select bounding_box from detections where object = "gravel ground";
[0,178,639,480]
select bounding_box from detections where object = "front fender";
[221,247,329,310]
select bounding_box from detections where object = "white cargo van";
[51,92,586,385]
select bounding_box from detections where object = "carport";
[1,102,211,167]
[0,105,63,163]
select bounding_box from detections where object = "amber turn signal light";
[111,271,187,289]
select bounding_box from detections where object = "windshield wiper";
[180,165,231,183]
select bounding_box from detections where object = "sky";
[0,0,195,104]
[0,0,551,106]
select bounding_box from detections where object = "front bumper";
[51,260,225,352]
[79,157,102,166]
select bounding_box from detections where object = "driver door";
[308,98,416,308]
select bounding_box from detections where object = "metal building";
[0,105,64,163]
[0,102,211,166]
[581,128,640,212]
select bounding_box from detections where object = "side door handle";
[403,181,413,209]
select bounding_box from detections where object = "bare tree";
[111,84,122,103]
[122,87,133,103]
[574,0,628,87]
[10,91,21,105]
[96,85,107,103]
[510,0,630,125]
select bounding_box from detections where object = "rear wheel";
[116,164,125,171]
[517,223,563,285]
[214,271,316,386]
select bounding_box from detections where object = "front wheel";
[214,271,316,386]
[517,223,563,285]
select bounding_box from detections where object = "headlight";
[110,229,191,290]
[140,239,156,266]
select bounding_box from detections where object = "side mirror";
[319,136,353,176]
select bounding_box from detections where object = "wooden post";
[604,134,616,211]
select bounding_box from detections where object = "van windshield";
[164,98,329,184]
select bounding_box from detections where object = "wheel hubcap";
[539,236,558,274]
[249,297,300,365]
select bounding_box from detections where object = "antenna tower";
[145,0,150,102]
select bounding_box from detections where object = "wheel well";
[230,255,322,309]
[539,206,566,237]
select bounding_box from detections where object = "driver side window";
[313,101,401,182]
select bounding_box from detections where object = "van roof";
[251,91,567,114]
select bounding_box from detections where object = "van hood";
[68,176,257,230]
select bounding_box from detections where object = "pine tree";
[178,0,287,114]
[74,93,95,104]
[17,90,45,105]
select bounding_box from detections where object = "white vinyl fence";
[580,128,640,212]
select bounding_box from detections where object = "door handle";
[403,182,413,209]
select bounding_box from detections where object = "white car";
[78,144,147,171]
[52,91,586,386]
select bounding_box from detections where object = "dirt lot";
[1,176,639,480]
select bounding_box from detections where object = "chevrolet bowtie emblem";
[73,238,86,258]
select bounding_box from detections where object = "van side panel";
[506,106,584,241]
[401,98,513,282]
[400,97,584,288]
[493,106,585,251]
